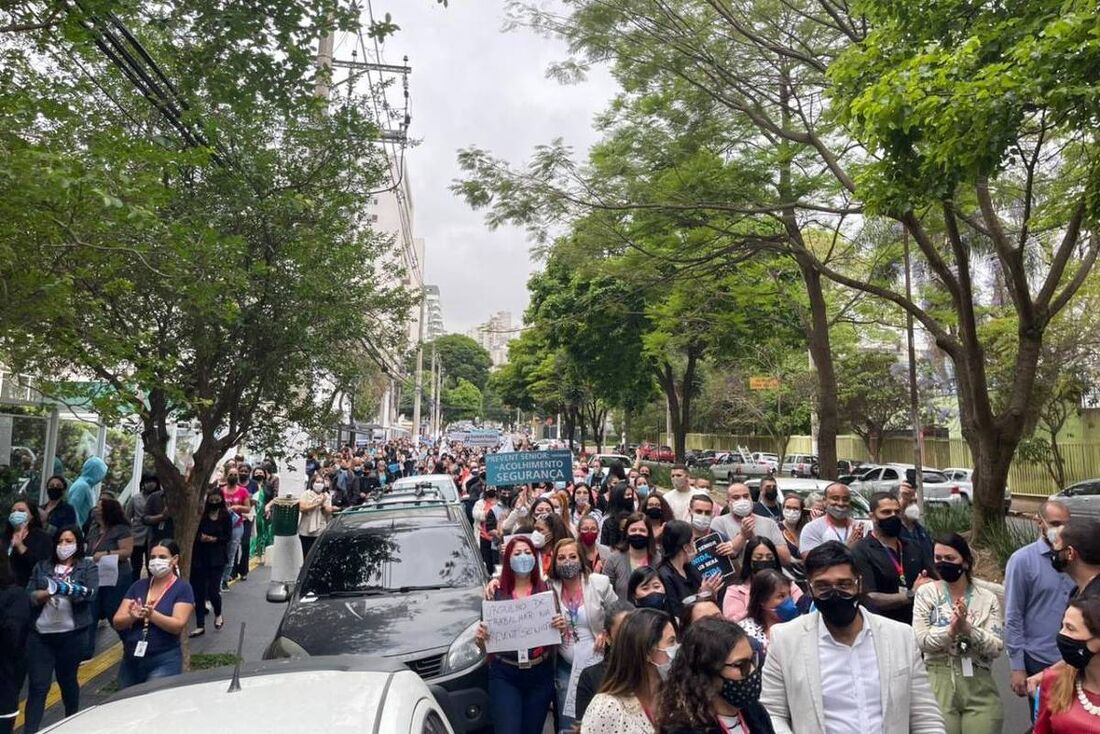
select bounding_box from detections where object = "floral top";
[913,581,1004,669]
[580,694,654,734]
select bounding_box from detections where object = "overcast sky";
[366,1,617,334]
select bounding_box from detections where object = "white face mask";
[691,514,712,532]
[1046,526,1062,545]
[783,508,803,525]
[730,499,754,518]
[651,643,680,681]
[57,543,77,561]
[148,558,173,578]
[531,530,547,549]
[904,503,922,521]
[313,482,325,492]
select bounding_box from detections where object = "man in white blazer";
[760,540,946,734]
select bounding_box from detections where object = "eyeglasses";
[723,655,758,678]
[682,591,716,606]
[809,581,859,596]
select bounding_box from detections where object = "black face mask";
[627,534,650,550]
[813,590,860,627]
[485,490,497,499]
[751,559,778,574]
[935,561,966,583]
[207,500,223,510]
[720,664,762,709]
[877,515,903,538]
[47,487,64,501]
[763,489,778,502]
[644,506,664,521]
[1051,548,1070,574]
[1057,633,1097,670]
[635,593,667,611]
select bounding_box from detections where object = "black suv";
[264,503,489,733]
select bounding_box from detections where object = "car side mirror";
[266,582,293,604]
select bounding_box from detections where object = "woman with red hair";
[476,536,567,734]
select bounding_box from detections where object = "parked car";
[743,477,872,518]
[1049,478,1100,521]
[712,447,777,484]
[934,467,1013,512]
[686,450,718,467]
[40,656,458,734]
[639,444,675,463]
[752,452,781,470]
[264,503,489,733]
[781,453,819,478]
[836,459,864,476]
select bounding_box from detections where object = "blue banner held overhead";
[485,450,574,486]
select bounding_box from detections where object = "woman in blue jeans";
[112,539,195,688]
[24,526,99,734]
[475,536,567,734]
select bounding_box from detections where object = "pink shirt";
[222,486,250,527]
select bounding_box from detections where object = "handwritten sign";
[691,532,736,581]
[485,450,573,486]
[481,590,562,653]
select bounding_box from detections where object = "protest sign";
[481,590,562,653]
[465,429,502,448]
[447,431,468,444]
[691,532,736,581]
[485,450,573,486]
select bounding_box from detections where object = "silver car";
[1050,479,1100,521]
[781,454,818,478]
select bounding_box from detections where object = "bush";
[190,653,241,671]
[923,503,973,537]
[977,518,1034,573]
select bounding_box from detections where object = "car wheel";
[728,473,735,484]
[960,494,971,507]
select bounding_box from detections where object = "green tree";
[443,378,483,423]
[835,350,910,463]
[424,334,493,392]
[0,1,413,571]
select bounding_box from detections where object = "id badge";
[517,648,529,664]
[134,640,149,658]
[960,656,974,678]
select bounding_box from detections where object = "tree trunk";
[800,264,839,480]
[967,429,1017,538]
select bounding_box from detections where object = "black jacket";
[0,585,32,715]
[1,527,53,588]
[659,703,776,734]
[192,511,232,569]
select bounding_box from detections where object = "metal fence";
[650,432,1094,498]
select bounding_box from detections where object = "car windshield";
[300,526,482,596]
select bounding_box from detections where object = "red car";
[639,444,675,463]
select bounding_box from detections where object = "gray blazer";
[27,558,99,631]
[760,609,946,734]
[602,550,661,601]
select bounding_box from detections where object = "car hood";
[277,586,482,657]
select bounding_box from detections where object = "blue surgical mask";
[510,553,537,575]
[773,596,800,623]
[636,484,650,498]
[8,511,28,528]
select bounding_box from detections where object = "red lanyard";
[872,533,905,578]
[144,575,178,614]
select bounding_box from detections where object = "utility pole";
[411,293,426,443]
[903,229,925,507]
[428,346,437,441]
[314,30,335,101]
[434,365,444,437]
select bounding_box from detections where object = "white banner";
[481,590,562,654]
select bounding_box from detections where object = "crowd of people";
[3,440,1100,734]
[0,454,284,733]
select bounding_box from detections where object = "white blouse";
[580,693,654,734]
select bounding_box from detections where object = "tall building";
[467,311,513,368]
[424,285,445,341]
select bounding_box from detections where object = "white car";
[752,452,780,469]
[388,474,460,503]
[43,657,457,734]
[938,467,1012,512]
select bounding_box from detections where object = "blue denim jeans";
[222,524,245,583]
[553,657,575,734]
[24,629,84,733]
[117,645,183,689]
[488,658,555,734]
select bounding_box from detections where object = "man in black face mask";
[760,541,945,734]
[851,492,937,624]
[1051,516,1100,602]
[753,476,783,523]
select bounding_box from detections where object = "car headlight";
[441,621,485,675]
[266,635,309,659]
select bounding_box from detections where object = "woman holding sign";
[547,538,619,733]
[112,540,195,688]
[475,536,568,734]
[658,521,722,620]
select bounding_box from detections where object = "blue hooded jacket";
[68,456,108,529]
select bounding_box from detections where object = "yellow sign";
[749,376,780,390]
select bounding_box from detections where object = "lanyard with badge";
[872,532,907,591]
[134,575,177,658]
[939,581,976,678]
